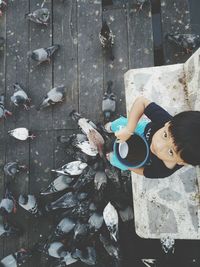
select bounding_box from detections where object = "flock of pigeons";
[0,1,199,267]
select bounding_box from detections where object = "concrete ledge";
[124,48,200,239]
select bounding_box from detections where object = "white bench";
[124,48,200,239]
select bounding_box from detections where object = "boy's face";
[150,122,186,166]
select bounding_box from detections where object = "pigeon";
[18,194,42,217]
[0,94,12,119]
[40,175,74,195]
[10,83,30,109]
[45,192,87,212]
[76,141,98,157]
[105,165,121,189]
[37,85,65,110]
[99,233,121,261]
[3,162,27,177]
[118,205,134,222]
[0,248,33,266]
[103,202,119,242]
[72,247,96,266]
[99,20,115,60]
[72,119,105,157]
[166,33,200,53]
[160,236,175,254]
[0,184,16,216]
[8,127,35,140]
[63,200,93,219]
[28,44,60,64]
[0,0,6,16]
[102,81,116,122]
[54,217,75,237]
[135,0,148,10]
[88,212,104,232]
[94,165,107,191]
[51,161,88,176]
[59,252,78,266]
[0,216,20,238]
[70,110,98,133]
[73,221,89,242]
[47,242,67,258]
[25,8,50,26]
[73,166,96,192]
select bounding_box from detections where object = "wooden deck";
[0,0,199,266]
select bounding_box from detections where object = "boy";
[106,96,200,178]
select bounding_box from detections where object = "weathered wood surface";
[0,0,199,266]
[161,0,192,64]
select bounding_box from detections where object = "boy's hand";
[115,126,132,143]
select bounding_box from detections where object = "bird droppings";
[58,65,62,70]
[109,63,114,69]
[34,160,38,164]
[119,58,123,63]
[109,15,114,22]
[44,167,50,173]
[93,64,97,69]
[35,151,39,155]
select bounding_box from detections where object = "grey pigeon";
[51,161,87,176]
[0,94,12,119]
[99,233,121,261]
[8,127,35,140]
[10,83,30,109]
[102,81,116,122]
[73,166,96,191]
[70,111,105,157]
[18,194,42,217]
[54,217,75,237]
[73,221,89,242]
[25,8,50,26]
[73,247,96,266]
[28,44,60,64]
[0,0,6,16]
[63,200,93,219]
[4,162,27,177]
[45,192,87,212]
[88,212,104,232]
[40,175,74,195]
[37,85,65,110]
[160,236,175,254]
[0,248,33,266]
[0,184,16,216]
[47,242,67,258]
[166,33,200,53]
[99,20,115,60]
[135,0,148,9]
[103,202,119,242]
[0,216,20,238]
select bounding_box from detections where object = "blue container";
[110,117,150,170]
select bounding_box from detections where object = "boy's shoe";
[104,122,113,133]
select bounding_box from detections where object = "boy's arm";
[128,167,144,175]
[115,96,151,142]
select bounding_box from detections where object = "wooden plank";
[53,0,78,129]
[127,0,154,68]
[29,130,54,266]
[28,0,53,130]
[77,0,103,123]
[4,0,29,259]
[161,0,191,64]
[103,7,128,118]
[0,4,6,259]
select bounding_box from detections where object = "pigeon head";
[69,110,82,122]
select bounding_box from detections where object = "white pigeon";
[51,161,87,176]
[103,202,119,242]
[76,141,98,156]
[8,128,35,141]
